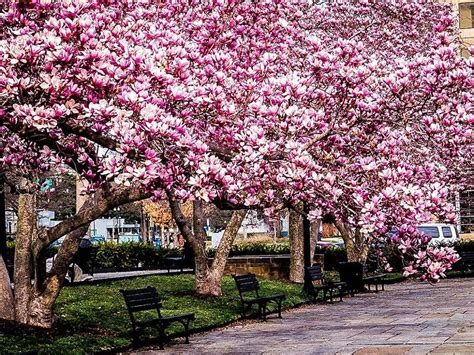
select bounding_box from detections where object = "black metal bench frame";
[233,273,285,321]
[120,286,195,350]
[458,250,474,273]
[304,265,346,303]
[163,256,184,273]
[362,264,386,293]
[339,262,386,296]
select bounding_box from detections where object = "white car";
[416,224,459,245]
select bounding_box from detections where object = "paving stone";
[430,343,474,354]
[132,278,474,354]
[353,346,412,354]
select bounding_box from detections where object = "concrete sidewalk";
[136,278,474,354]
[91,268,193,281]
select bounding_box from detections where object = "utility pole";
[0,173,6,260]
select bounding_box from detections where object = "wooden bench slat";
[127,303,160,312]
[237,283,259,292]
[124,296,159,305]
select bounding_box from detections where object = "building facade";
[446,0,474,56]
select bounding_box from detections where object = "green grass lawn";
[0,274,308,354]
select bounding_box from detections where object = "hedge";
[93,242,183,269]
[4,239,473,272]
[4,242,183,271]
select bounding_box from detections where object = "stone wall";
[212,254,324,280]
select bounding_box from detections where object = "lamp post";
[302,203,312,293]
[113,207,121,243]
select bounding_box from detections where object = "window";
[442,227,453,238]
[417,226,440,238]
[460,3,474,29]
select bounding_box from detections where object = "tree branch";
[33,184,150,254]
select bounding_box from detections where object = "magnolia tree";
[0,0,472,328]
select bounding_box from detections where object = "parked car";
[416,224,459,244]
[118,234,141,243]
[390,224,459,245]
[49,236,65,247]
[90,235,106,244]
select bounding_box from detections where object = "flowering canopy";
[1,0,472,281]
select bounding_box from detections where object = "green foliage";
[94,242,182,269]
[207,240,290,257]
[0,274,307,354]
[231,240,290,256]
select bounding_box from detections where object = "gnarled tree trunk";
[0,257,14,321]
[335,221,369,263]
[167,193,246,296]
[0,181,150,329]
[206,209,246,294]
[11,183,91,328]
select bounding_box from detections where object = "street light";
[113,207,121,243]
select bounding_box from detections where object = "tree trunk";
[11,183,90,328]
[206,210,247,295]
[0,257,14,321]
[310,219,321,263]
[13,185,36,324]
[289,209,304,283]
[140,207,150,243]
[167,192,246,296]
[335,221,369,263]
[274,214,281,243]
[1,182,148,329]
[193,244,212,295]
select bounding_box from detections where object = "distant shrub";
[314,245,347,270]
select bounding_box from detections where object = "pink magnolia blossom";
[0,0,472,281]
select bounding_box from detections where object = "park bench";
[233,273,285,321]
[163,256,184,273]
[362,263,386,292]
[304,265,346,303]
[120,286,195,350]
[339,262,386,295]
[458,250,474,273]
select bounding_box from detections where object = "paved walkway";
[138,278,474,354]
[91,268,193,281]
